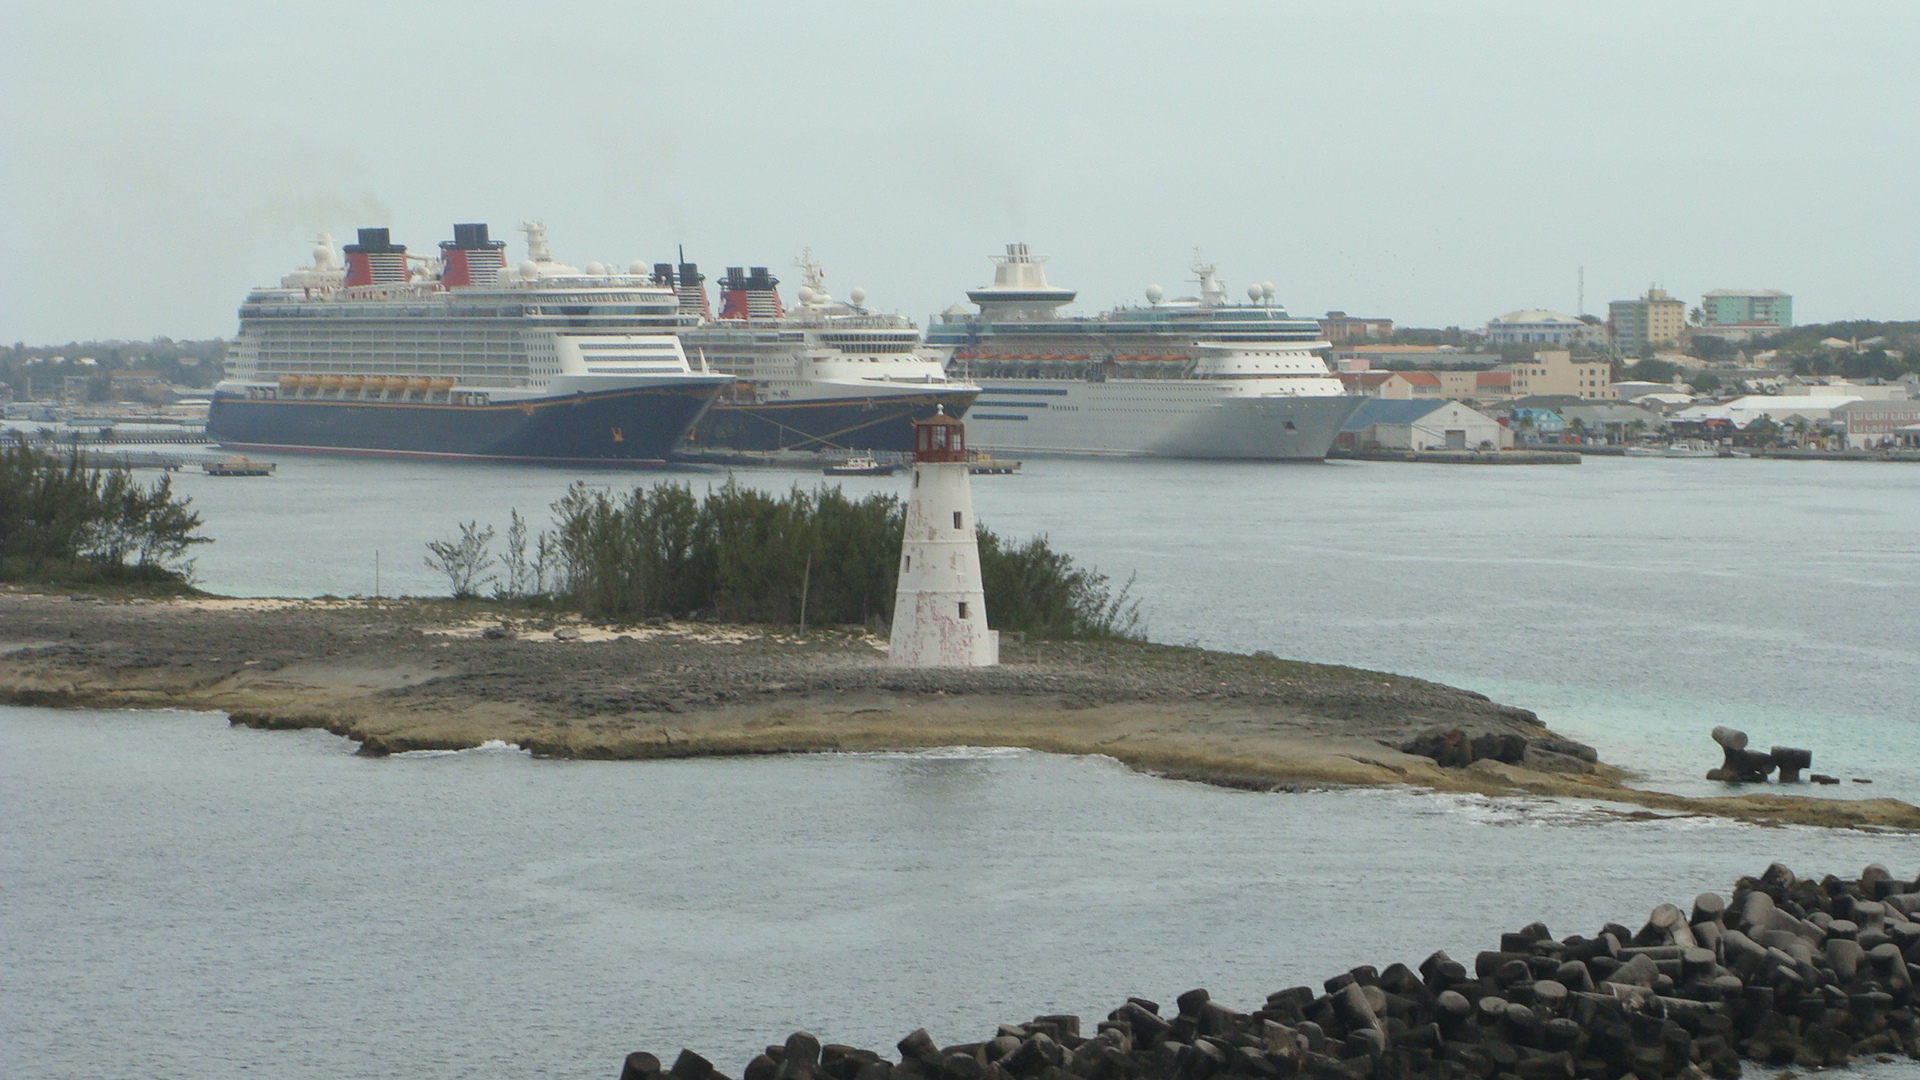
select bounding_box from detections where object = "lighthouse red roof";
[912,408,968,463]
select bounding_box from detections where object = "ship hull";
[683,388,980,453]
[206,383,720,465]
[964,380,1365,460]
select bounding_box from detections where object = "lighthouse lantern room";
[889,409,998,667]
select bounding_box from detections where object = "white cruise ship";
[672,253,978,453]
[926,244,1363,459]
[209,223,728,464]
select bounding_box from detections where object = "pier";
[1331,448,1581,465]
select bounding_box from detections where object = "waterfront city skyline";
[2,0,1916,343]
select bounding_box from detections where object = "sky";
[2,0,1916,344]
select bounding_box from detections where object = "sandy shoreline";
[3,588,1914,831]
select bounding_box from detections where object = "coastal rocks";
[619,865,1920,1080]
[1705,729,1816,784]
[1399,727,1597,773]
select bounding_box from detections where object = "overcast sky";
[3,1,1915,344]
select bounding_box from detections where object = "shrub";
[433,477,1141,639]
[0,444,209,587]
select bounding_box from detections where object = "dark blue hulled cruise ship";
[208,223,728,464]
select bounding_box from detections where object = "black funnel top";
[345,227,403,253]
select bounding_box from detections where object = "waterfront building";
[1702,289,1792,329]
[1831,400,1920,449]
[1557,403,1668,441]
[1674,394,1863,429]
[1437,370,1512,400]
[889,410,996,668]
[1336,371,1440,399]
[1507,406,1569,439]
[1317,311,1395,343]
[1337,398,1508,451]
[1486,310,1591,346]
[1509,350,1616,400]
[1608,288,1687,353]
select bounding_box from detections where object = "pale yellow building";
[1509,350,1616,399]
[1608,287,1688,352]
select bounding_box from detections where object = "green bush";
[0,444,209,587]
[442,477,1142,640]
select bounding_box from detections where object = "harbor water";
[4,453,1918,1079]
[3,707,1917,1080]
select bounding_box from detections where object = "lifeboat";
[430,378,455,392]
[319,375,344,390]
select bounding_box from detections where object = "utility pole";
[1577,266,1585,318]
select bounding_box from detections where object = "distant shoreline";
[2,588,1915,832]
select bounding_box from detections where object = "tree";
[1628,358,1681,383]
[424,521,497,599]
[1690,336,1735,363]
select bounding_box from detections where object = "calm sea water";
[6,454,1918,1079]
[162,453,1920,802]
[3,706,1916,1080]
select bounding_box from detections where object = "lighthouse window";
[958,601,970,619]
[953,511,963,529]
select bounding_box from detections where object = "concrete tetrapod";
[619,864,1920,1080]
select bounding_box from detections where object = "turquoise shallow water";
[164,452,1920,803]
[3,706,1917,1080]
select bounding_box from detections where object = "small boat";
[1622,446,1662,458]
[202,455,276,476]
[824,456,898,476]
[1662,441,1719,459]
[1728,448,1754,458]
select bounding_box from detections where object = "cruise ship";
[207,224,729,464]
[672,253,978,453]
[926,244,1363,459]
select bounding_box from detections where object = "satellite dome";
[520,260,538,278]
[1145,284,1164,304]
[313,244,332,266]
[797,285,817,304]
[1262,282,1277,300]
[629,260,647,275]
[1248,285,1263,302]
[849,286,867,306]
[585,261,605,276]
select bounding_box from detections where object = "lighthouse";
[889,408,998,667]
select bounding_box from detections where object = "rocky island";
[1,588,1915,832]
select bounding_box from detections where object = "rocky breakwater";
[620,865,1920,1080]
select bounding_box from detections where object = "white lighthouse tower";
[889,408,998,667]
